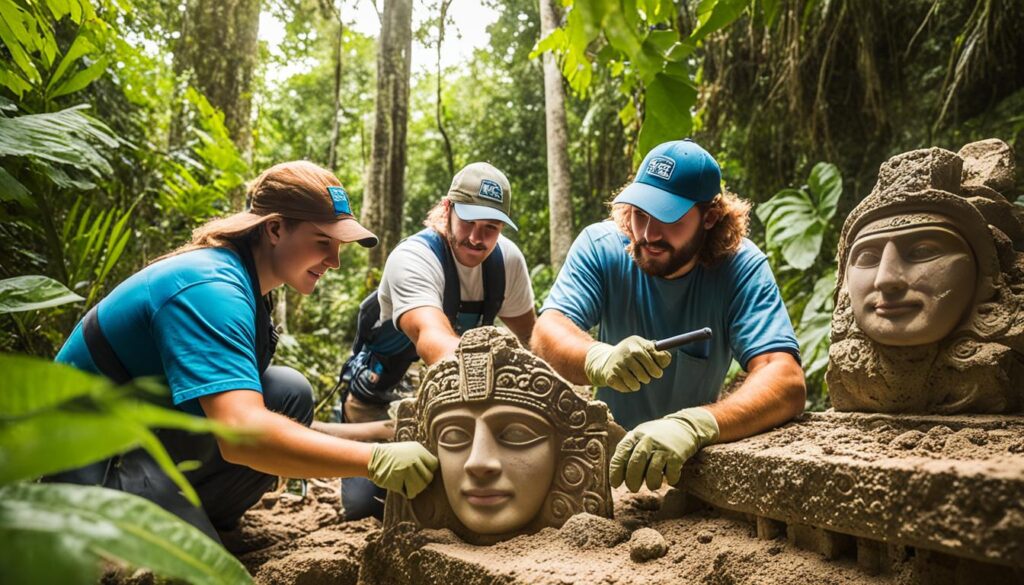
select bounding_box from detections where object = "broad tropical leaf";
[0,167,31,205]
[0,104,118,177]
[0,355,242,503]
[0,483,253,585]
[0,354,107,415]
[756,163,843,270]
[0,275,83,313]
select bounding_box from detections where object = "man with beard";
[532,139,805,493]
[337,162,536,519]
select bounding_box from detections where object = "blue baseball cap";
[613,139,722,223]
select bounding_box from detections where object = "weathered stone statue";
[383,327,618,544]
[828,139,1024,413]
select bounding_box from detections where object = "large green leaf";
[0,355,242,504]
[0,410,142,485]
[796,309,831,380]
[637,72,696,158]
[757,163,844,270]
[0,275,83,313]
[806,162,842,220]
[0,167,31,205]
[0,1,43,84]
[690,0,751,43]
[757,188,823,269]
[0,483,253,584]
[0,354,108,416]
[44,32,96,94]
[0,104,118,177]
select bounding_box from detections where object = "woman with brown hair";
[48,161,437,542]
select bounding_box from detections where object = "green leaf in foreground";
[0,275,84,313]
[0,354,245,505]
[0,483,253,585]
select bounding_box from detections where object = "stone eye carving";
[827,140,1024,414]
[383,327,620,545]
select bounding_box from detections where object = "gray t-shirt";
[378,233,535,329]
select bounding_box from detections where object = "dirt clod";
[559,513,629,549]
[629,527,668,562]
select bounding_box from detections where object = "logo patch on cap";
[478,179,504,203]
[328,186,352,216]
[646,156,676,181]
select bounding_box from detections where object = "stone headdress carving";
[827,139,1024,413]
[383,327,618,544]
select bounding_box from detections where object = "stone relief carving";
[827,139,1024,413]
[383,327,618,545]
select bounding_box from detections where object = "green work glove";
[609,407,720,492]
[368,441,439,499]
[584,336,673,392]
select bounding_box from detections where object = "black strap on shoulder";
[82,306,133,385]
[226,237,278,373]
[413,229,461,325]
[479,243,505,325]
[353,290,383,354]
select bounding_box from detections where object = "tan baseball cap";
[246,161,378,247]
[447,162,517,231]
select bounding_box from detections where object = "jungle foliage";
[2,0,1023,579]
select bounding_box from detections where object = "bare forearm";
[220,410,374,478]
[501,309,536,348]
[531,310,596,385]
[311,420,395,442]
[705,354,806,443]
[399,307,461,365]
[415,328,461,365]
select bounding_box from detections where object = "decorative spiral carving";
[557,456,591,491]
[584,437,604,462]
[949,337,982,361]
[971,301,1014,338]
[833,471,855,495]
[530,372,554,397]
[582,492,603,515]
[546,491,576,523]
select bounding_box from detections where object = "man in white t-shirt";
[377,162,535,362]
[337,162,536,520]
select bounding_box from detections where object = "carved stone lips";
[462,489,513,507]
[873,300,922,317]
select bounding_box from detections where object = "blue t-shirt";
[540,221,799,430]
[55,247,262,415]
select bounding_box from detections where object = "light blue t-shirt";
[541,221,799,430]
[55,247,261,415]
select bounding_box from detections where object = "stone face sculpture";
[827,139,1024,413]
[383,327,618,545]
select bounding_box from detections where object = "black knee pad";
[261,365,314,425]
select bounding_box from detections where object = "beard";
[631,227,706,278]
[447,233,487,253]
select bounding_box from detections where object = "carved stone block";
[383,327,618,545]
[828,139,1024,413]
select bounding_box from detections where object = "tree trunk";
[172,0,260,207]
[362,0,413,270]
[321,0,344,170]
[539,0,573,271]
[436,0,455,177]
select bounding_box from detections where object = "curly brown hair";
[609,189,751,268]
[423,197,451,237]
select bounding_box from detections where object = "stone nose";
[464,420,502,479]
[873,241,907,294]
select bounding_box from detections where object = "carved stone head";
[383,327,618,544]
[827,140,1024,413]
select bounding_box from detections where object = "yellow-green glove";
[368,441,438,499]
[584,336,672,392]
[609,407,719,492]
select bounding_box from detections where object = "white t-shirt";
[378,233,535,328]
